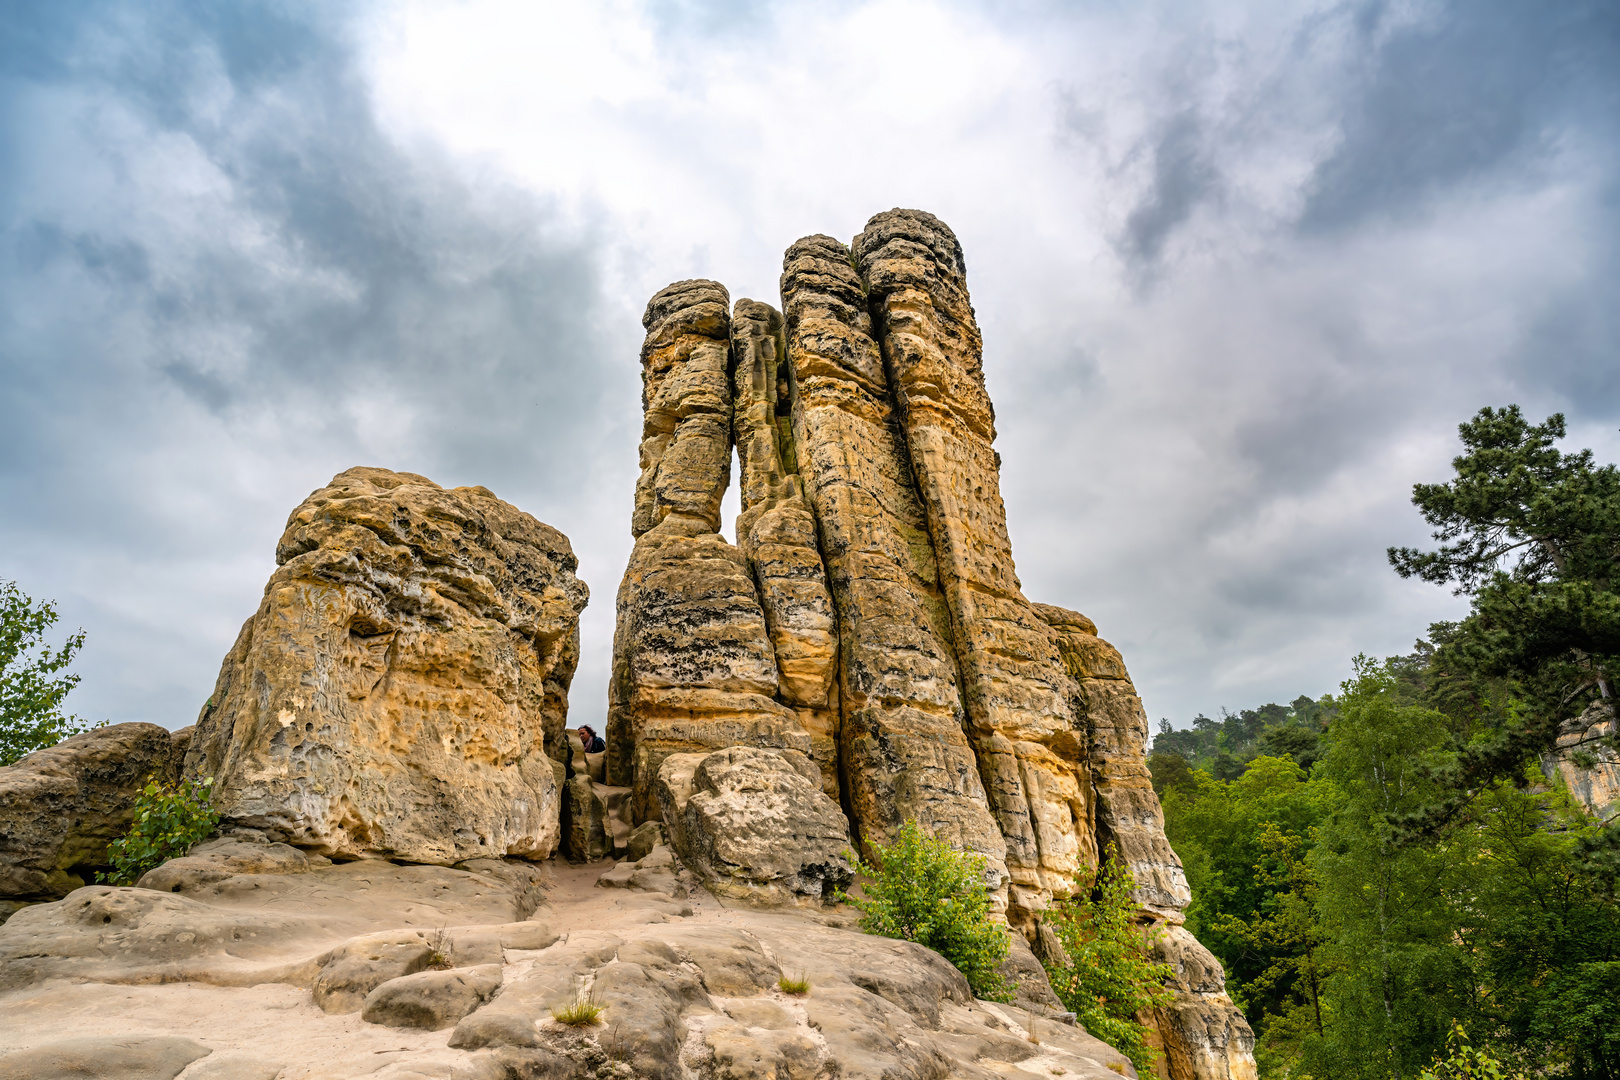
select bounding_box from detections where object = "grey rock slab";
[0,1036,210,1080]
[361,964,503,1030]
[312,934,437,1013]
[178,1054,284,1080]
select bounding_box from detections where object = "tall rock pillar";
[778,235,1008,889]
[607,281,811,822]
[856,209,1096,922]
[730,299,842,796]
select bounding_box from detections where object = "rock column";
[607,282,812,822]
[857,210,1094,922]
[779,235,1008,888]
[730,299,842,796]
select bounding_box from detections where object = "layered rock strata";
[607,281,815,823]
[859,210,1098,915]
[185,467,587,865]
[607,209,1255,1079]
[1039,603,1253,1079]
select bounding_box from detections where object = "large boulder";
[655,745,852,905]
[184,467,588,865]
[0,723,180,904]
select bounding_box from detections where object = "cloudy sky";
[3,0,1617,736]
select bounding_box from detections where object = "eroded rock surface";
[1542,699,1620,821]
[606,282,815,823]
[185,466,587,865]
[0,723,181,906]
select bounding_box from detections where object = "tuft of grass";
[1106,1063,1126,1075]
[777,972,811,996]
[425,926,453,971]
[551,991,605,1027]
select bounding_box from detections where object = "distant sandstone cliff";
[608,208,1255,1080]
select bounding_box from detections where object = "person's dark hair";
[577,725,596,737]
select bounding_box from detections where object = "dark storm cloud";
[1124,111,1217,266]
[0,1,625,725]
[997,0,1620,726]
[1302,0,1620,231]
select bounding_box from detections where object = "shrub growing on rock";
[99,775,219,885]
[1041,846,1173,1076]
[845,819,1012,1001]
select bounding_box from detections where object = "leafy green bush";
[844,819,1012,1001]
[98,775,219,885]
[1041,846,1174,1076]
[1418,1023,1523,1080]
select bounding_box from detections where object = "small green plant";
[778,972,811,995]
[425,926,453,970]
[1041,845,1174,1078]
[551,989,604,1026]
[98,774,219,885]
[1418,1023,1524,1080]
[843,819,1012,1002]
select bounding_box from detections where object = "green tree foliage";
[1,578,99,766]
[1388,406,1620,830]
[1155,407,1620,1078]
[846,819,1012,1001]
[1165,657,1620,1078]
[1041,847,1173,1076]
[1417,1024,1524,1080]
[1152,695,1334,781]
[1302,658,1468,1079]
[1159,753,1333,1059]
[98,775,219,886]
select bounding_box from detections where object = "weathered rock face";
[778,234,1009,884]
[655,746,854,906]
[607,282,816,823]
[605,210,1256,1079]
[859,210,1097,917]
[0,723,182,905]
[1542,699,1620,821]
[1040,603,1254,1079]
[185,467,587,865]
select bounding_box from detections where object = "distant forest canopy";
[1150,693,1337,782]
[1145,406,1620,1080]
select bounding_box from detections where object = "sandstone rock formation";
[606,282,815,825]
[1542,699,1620,821]
[184,467,588,865]
[606,210,1256,1079]
[0,722,184,910]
